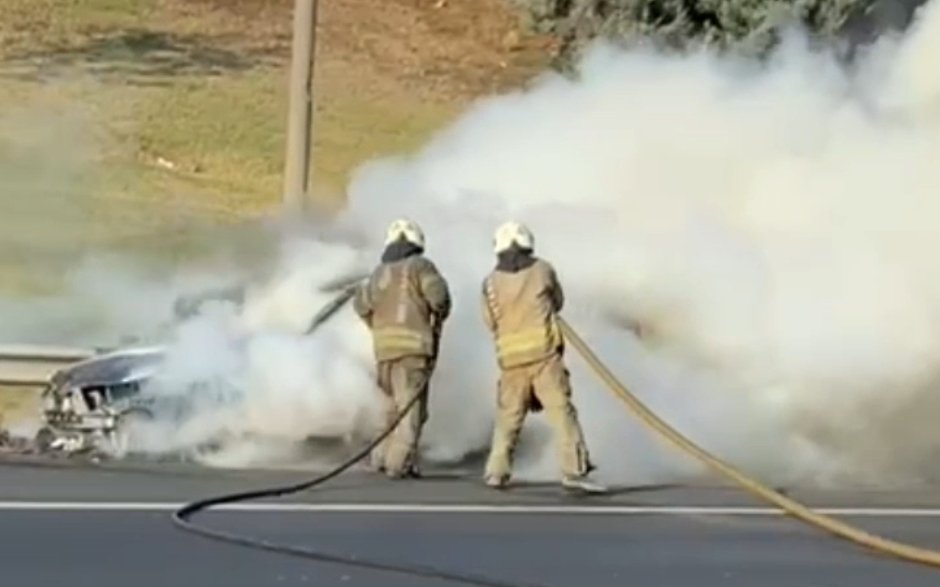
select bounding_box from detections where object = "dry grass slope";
[0,0,553,293]
[0,0,554,426]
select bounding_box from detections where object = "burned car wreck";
[36,346,169,457]
[33,276,363,460]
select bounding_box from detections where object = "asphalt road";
[2,459,940,587]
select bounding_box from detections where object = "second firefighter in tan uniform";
[353,218,451,479]
[480,221,604,492]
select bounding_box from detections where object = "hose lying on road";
[172,385,547,587]
[558,316,940,570]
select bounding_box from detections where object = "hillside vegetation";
[513,0,929,65]
[0,0,553,292]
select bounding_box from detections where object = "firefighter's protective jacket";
[481,257,565,369]
[354,254,451,362]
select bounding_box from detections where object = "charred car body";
[33,278,362,459]
[36,346,169,456]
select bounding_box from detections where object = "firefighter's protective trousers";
[484,352,593,481]
[370,355,431,476]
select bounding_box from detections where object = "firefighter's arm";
[547,264,565,312]
[480,279,496,333]
[419,261,452,323]
[351,279,374,326]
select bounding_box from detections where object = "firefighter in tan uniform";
[480,221,605,493]
[353,219,451,479]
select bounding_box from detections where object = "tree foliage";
[510,0,927,66]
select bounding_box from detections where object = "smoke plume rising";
[10,1,940,489]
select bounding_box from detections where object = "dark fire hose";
[172,282,548,587]
[172,387,546,587]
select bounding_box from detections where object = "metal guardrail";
[0,280,365,388]
[0,344,99,386]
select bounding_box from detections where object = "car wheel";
[34,427,57,454]
[103,408,154,459]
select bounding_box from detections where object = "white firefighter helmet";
[493,221,535,254]
[384,218,425,248]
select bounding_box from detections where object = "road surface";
[1,457,940,587]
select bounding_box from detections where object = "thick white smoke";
[10,1,940,489]
[320,0,940,488]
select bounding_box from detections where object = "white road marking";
[0,501,939,517]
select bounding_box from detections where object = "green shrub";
[510,0,927,67]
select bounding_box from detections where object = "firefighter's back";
[484,258,561,369]
[368,255,439,362]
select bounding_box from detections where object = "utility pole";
[282,0,319,214]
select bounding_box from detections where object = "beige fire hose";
[558,316,940,570]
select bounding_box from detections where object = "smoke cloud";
[9,1,940,489]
